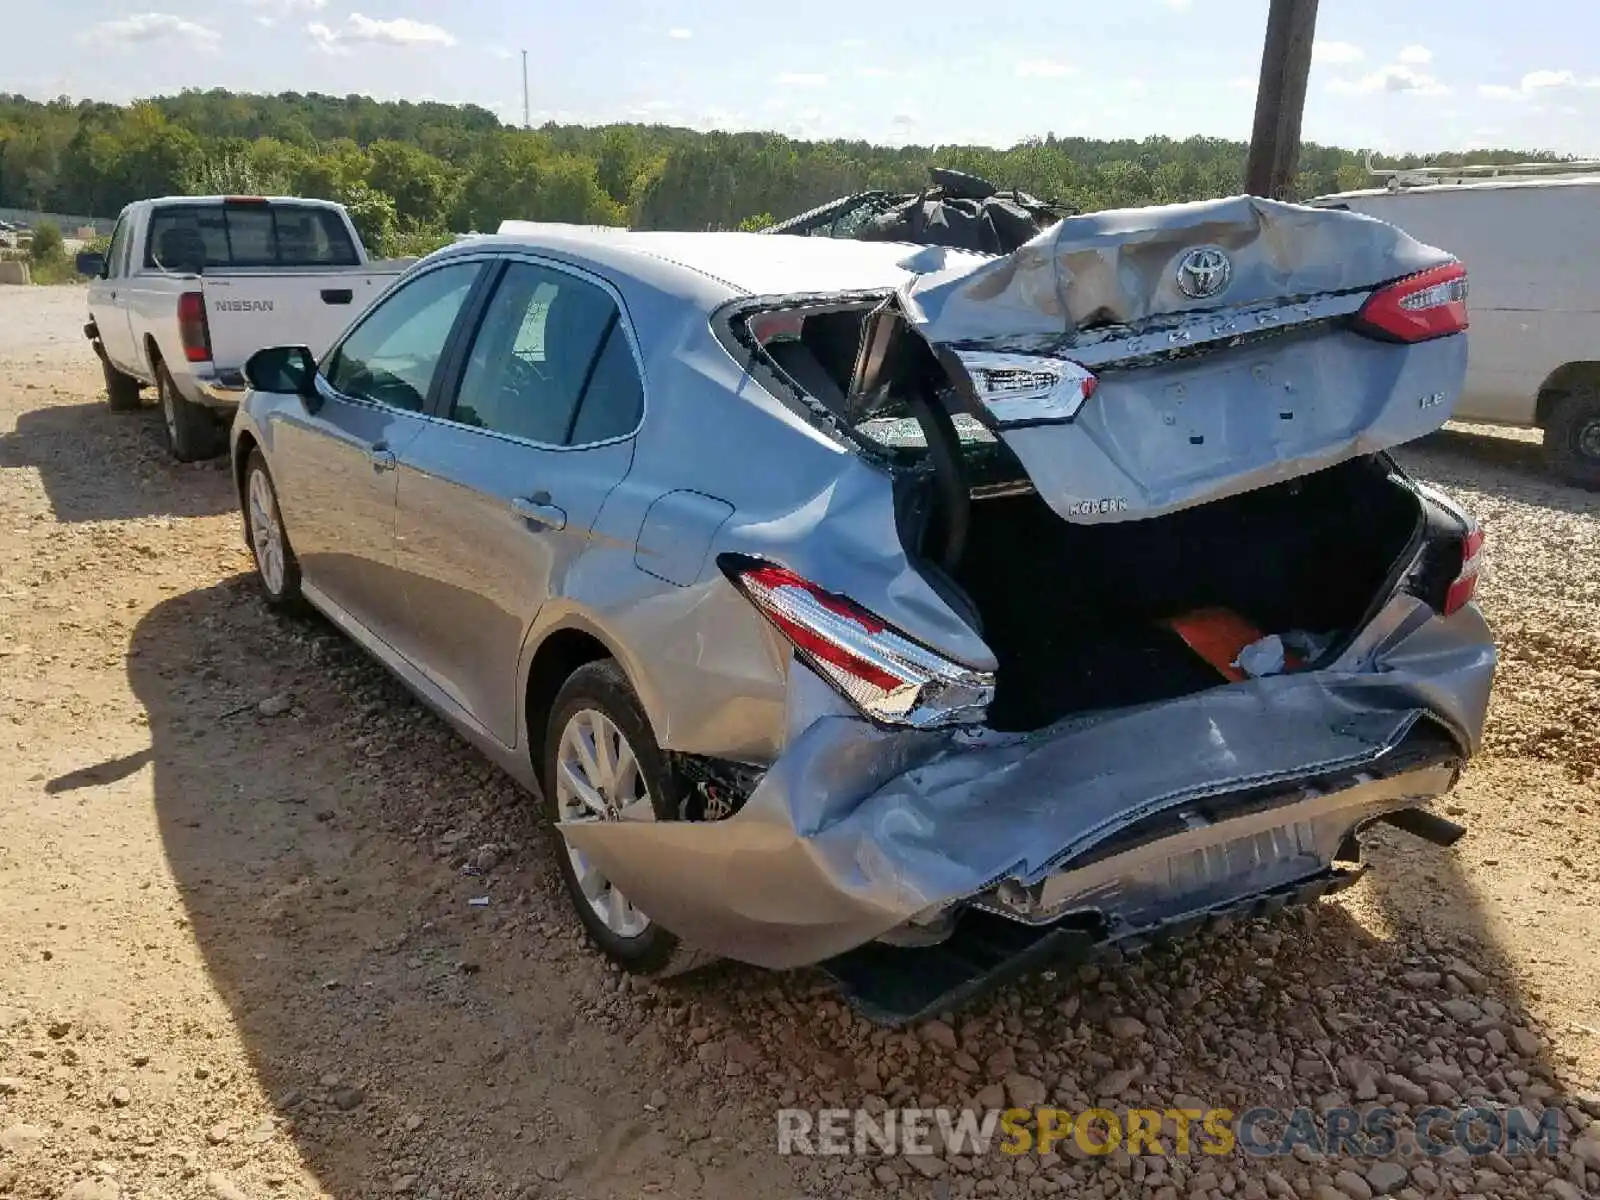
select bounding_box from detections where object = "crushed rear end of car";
[561,195,1496,1021]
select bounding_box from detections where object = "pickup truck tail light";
[1354,262,1469,343]
[722,557,994,728]
[177,291,212,363]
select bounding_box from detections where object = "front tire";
[1543,390,1600,490]
[242,451,303,609]
[101,356,142,411]
[542,661,712,978]
[157,361,225,462]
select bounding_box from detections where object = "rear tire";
[1543,390,1600,490]
[101,356,142,411]
[542,660,715,979]
[157,360,225,462]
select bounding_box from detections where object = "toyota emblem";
[1176,246,1233,300]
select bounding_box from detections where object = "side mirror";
[76,251,106,278]
[245,345,318,399]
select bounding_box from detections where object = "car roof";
[452,223,991,301]
[1313,175,1600,202]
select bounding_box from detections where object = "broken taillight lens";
[724,559,994,728]
[1443,523,1485,616]
[1354,261,1469,344]
[952,350,1098,425]
[177,290,212,363]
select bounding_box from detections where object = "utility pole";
[1244,0,1319,200]
[521,50,531,130]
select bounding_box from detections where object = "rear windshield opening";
[145,203,360,271]
[740,301,1024,488]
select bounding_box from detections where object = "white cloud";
[1164,0,1193,10]
[1015,59,1075,79]
[1312,41,1364,65]
[1477,69,1600,100]
[1523,69,1577,90]
[667,27,692,39]
[81,12,221,49]
[1329,64,1448,96]
[1397,45,1432,65]
[1228,75,1256,93]
[774,71,828,86]
[855,66,892,79]
[308,13,456,53]
[891,110,918,127]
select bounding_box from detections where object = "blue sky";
[15,1,1600,154]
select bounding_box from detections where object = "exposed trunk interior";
[940,457,1424,732]
[731,299,1436,734]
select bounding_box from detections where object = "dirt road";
[2,285,1598,1200]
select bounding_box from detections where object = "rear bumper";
[193,369,248,411]
[559,597,1495,999]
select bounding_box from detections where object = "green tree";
[27,220,63,264]
[365,139,456,227]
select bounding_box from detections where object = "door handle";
[321,288,354,305]
[369,442,396,473]
[511,494,567,531]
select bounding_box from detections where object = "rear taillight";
[952,350,1098,425]
[177,291,212,363]
[1443,523,1485,616]
[1354,261,1469,344]
[724,559,994,728]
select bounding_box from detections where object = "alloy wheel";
[554,707,654,939]
[247,468,287,595]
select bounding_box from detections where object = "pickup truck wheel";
[157,362,225,462]
[1543,389,1600,490]
[542,661,716,979]
[242,451,303,608]
[101,357,142,411]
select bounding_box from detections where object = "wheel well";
[1535,362,1600,427]
[143,334,162,374]
[233,431,259,515]
[524,629,614,776]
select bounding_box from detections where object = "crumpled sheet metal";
[885,195,1471,525]
[561,596,1496,969]
[897,194,1449,347]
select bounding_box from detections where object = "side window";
[570,323,644,443]
[104,217,130,279]
[323,262,482,412]
[450,262,641,445]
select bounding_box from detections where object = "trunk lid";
[879,194,1468,523]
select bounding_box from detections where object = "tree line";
[0,88,1566,256]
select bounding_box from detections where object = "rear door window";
[144,203,360,270]
[448,261,643,445]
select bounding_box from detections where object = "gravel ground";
[1,284,1598,1200]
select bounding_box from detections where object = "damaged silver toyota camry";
[232,195,1496,1023]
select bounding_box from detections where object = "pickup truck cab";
[79,196,410,460]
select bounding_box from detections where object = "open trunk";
[721,194,1476,732]
[946,455,1424,730]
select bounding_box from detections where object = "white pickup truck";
[79,196,411,460]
